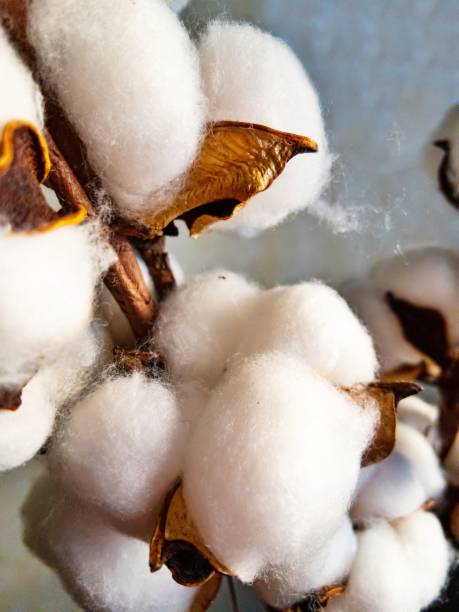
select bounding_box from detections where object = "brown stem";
[134,236,176,302]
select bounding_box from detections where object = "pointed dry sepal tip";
[0,386,23,411]
[138,121,318,238]
[150,482,234,587]
[275,584,345,611]
[433,138,459,209]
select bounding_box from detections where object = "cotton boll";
[397,396,438,434]
[29,0,205,218]
[255,516,356,609]
[351,452,426,522]
[183,353,377,581]
[239,282,378,386]
[0,223,114,387]
[49,373,186,527]
[0,25,43,131]
[395,422,446,498]
[154,270,260,388]
[199,22,331,234]
[23,479,197,612]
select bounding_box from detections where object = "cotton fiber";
[28,0,205,218]
[255,516,356,608]
[199,22,331,235]
[183,353,377,582]
[0,25,43,131]
[49,373,186,527]
[238,282,378,385]
[397,396,438,434]
[0,223,114,387]
[327,512,450,612]
[23,478,198,612]
[154,270,260,388]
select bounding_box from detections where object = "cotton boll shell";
[0,223,114,387]
[239,282,378,386]
[154,270,259,388]
[183,353,377,581]
[351,452,426,522]
[199,22,331,234]
[29,0,205,218]
[49,373,186,528]
[23,478,198,612]
[255,516,356,608]
[0,25,43,131]
[397,396,438,435]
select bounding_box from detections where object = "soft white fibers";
[29,0,205,218]
[154,270,260,388]
[255,516,356,608]
[49,373,186,525]
[199,22,331,235]
[0,223,114,387]
[239,281,378,385]
[183,353,377,582]
[0,25,43,131]
[24,479,197,612]
[327,512,450,612]
[397,396,439,434]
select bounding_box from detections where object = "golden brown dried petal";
[381,360,442,384]
[347,380,421,467]
[139,121,318,237]
[150,482,233,587]
[190,573,223,612]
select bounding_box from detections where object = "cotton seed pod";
[0,25,43,131]
[48,373,186,528]
[28,0,205,219]
[238,281,378,386]
[183,353,378,582]
[0,223,114,387]
[23,477,198,612]
[254,516,356,609]
[199,21,331,235]
[397,395,438,435]
[153,270,260,388]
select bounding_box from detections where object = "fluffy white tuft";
[48,373,186,526]
[239,282,378,385]
[397,396,439,435]
[183,353,377,582]
[199,21,331,235]
[255,516,356,608]
[23,478,197,612]
[153,270,260,388]
[0,25,43,131]
[0,223,114,387]
[327,512,450,612]
[28,0,205,218]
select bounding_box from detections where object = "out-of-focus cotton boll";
[0,223,114,387]
[23,478,197,612]
[29,0,205,218]
[255,516,356,608]
[239,282,378,385]
[49,373,186,527]
[183,353,377,582]
[0,26,43,131]
[165,0,190,12]
[199,22,331,235]
[0,326,107,472]
[397,396,439,434]
[154,270,259,388]
[327,515,448,612]
[395,422,445,498]
[351,452,426,522]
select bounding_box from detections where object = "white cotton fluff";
[165,0,190,12]
[255,516,357,609]
[199,22,331,235]
[154,270,260,388]
[0,326,108,472]
[239,282,378,386]
[397,396,439,434]
[48,373,186,527]
[28,0,205,218]
[327,512,450,612]
[23,479,197,612]
[183,353,378,582]
[0,25,43,131]
[0,223,114,387]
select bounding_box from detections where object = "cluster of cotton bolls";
[28,0,332,235]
